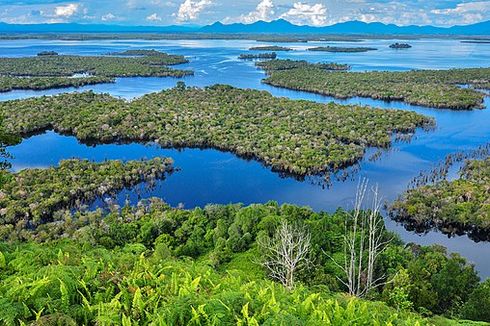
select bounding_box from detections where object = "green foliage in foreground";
[0,158,173,233]
[0,197,486,325]
[0,85,432,176]
[0,240,427,326]
[0,50,191,78]
[390,157,490,237]
[0,75,114,92]
[258,59,490,109]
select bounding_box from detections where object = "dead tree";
[331,178,391,297]
[258,220,311,290]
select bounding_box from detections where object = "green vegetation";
[308,46,378,52]
[257,58,350,71]
[37,51,58,56]
[0,76,114,92]
[0,158,173,233]
[0,85,432,176]
[238,52,277,60]
[0,50,191,78]
[0,194,487,324]
[258,59,490,109]
[249,45,293,51]
[390,43,412,49]
[390,157,490,240]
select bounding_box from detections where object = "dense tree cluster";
[0,158,173,235]
[390,43,412,49]
[0,75,114,92]
[249,45,293,51]
[0,86,432,177]
[238,52,277,60]
[259,60,490,109]
[0,50,191,78]
[0,194,486,324]
[390,157,490,239]
[308,46,378,52]
[257,59,350,71]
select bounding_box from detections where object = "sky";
[0,0,489,27]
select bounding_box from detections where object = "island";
[307,46,378,53]
[0,85,432,177]
[37,51,59,56]
[257,59,489,110]
[238,52,277,60]
[389,43,412,49]
[257,59,350,71]
[249,45,293,51]
[0,50,192,92]
[390,157,490,240]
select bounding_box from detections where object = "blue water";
[2,38,490,277]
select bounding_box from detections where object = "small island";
[249,46,293,51]
[238,52,277,60]
[37,51,59,56]
[390,157,490,241]
[308,46,377,53]
[389,43,412,49]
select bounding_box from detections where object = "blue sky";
[0,0,488,26]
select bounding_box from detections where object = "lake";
[2,38,490,277]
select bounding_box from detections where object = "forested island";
[249,45,293,51]
[0,50,190,77]
[257,59,350,71]
[390,43,412,49]
[0,76,114,92]
[238,52,277,60]
[390,157,490,240]
[0,50,192,92]
[258,59,490,109]
[0,85,432,177]
[308,46,378,52]
[36,50,58,56]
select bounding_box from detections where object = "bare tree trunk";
[258,220,311,290]
[330,178,391,297]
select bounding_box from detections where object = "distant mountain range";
[200,19,490,35]
[0,19,488,35]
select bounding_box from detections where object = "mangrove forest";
[258,59,490,109]
[390,157,490,240]
[0,85,432,177]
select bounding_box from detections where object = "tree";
[258,220,311,290]
[331,178,392,297]
[462,279,490,322]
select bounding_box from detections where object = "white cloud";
[280,2,327,26]
[430,1,490,25]
[101,13,117,21]
[54,3,79,17]
[235,0,275,23]
[175,0,212,22]
[146,13,162,21]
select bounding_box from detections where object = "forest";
[258,59,490,109]
[390,157,490,240]
[0,166,489,324]
[0,76,114,92]
[256,59,350,71]
[0,85,432,177]
[249,45,293,51]
[0,50,191,78]
[238,52,277,60]
[307,46,378,52]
